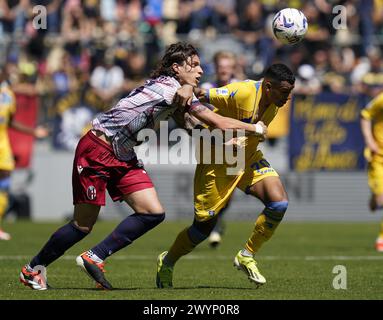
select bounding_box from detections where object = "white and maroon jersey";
[92,76,202,161]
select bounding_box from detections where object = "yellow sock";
[378,220,383,239]
[245,213,281,254]
[166,227,197,265]
[0,192,9,227]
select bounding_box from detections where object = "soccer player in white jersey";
[19,42,266,290]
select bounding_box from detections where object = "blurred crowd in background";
[1,0,383,134]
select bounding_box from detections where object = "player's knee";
[264,200,288,222]
[187,221,213,245]
[72,220,94,233]
[375,195,383,209]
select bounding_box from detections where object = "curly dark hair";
[150,42,199,79]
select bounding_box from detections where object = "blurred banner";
[289,93,366,171]
[52,86,105,150]
[8,93,38,168]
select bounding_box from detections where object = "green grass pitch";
[1,220,382,300]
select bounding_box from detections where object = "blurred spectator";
[120,49,147,96]
[30,0,63,33]
[322,47,354,94]
[359,47,383,98]
[294,64,322,95]
[234,0,274,75]
[62,0,91,65]
[0,0,29,36]
[301,1,330,51]
[90,50,124,104]
[201,50,239,89]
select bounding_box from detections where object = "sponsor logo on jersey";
[215,88,229,96]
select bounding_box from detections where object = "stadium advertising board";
[289,93,366,171]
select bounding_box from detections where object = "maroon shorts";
[72,131,154,206]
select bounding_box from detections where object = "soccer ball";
[272,8,308,45]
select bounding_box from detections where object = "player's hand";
[34,125,50,139]
[193,87,207,102]
[253,121,267,141]
[174,84,194,107]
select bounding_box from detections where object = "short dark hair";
[150,42,199,79]
[264,63,295,85]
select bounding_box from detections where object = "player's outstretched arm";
[190,105,267,138]
[9,116,49,138]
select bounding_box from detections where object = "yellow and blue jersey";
[206,80,279,162]
[193,80,281,220]
[361,91,383,194]
[361,91,383,157]
[0,82,16,171]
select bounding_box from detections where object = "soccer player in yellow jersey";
[0,74,48,240]
[157,64,295,287]
[361,92,383,252]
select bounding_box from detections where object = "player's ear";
[265,80,272,92]
[172,62,181,75]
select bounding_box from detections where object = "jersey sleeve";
[361,93,383,120]
[187,93,210,113]
[207,85,231,109]
[207,82,250,113]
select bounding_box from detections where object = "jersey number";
[250,159,271,170]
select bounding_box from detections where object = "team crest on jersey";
[87,186,97,200]
[208,210,215,216]
[215,88,229,96]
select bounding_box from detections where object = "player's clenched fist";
[173,84,194,107]
[253,121,267,141]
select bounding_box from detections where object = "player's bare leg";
[234,176,288,286]
[78,188,165,289]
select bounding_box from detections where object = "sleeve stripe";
[206,89,210,103]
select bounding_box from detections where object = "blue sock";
[91,213,165,260]
[30,221,88,268]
